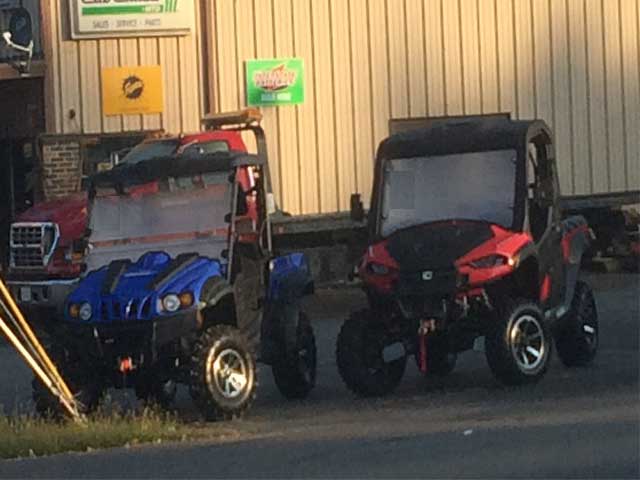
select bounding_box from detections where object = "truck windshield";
[87,172,231,271]
[380,149,516,237]
[120,139,180,165]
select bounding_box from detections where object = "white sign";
[70,0,195,39]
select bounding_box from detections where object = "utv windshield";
[86,172,231,272]
[380,150,516,237]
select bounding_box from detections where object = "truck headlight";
[162,294,181,313]
[79,302,92,321]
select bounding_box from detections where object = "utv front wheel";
[336,310,406,397]
[485,299,551,385]
[556,281,598,367]
[272,314,317,399]
[189,325,256,420]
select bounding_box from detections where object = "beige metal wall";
[43,1,203,136]
[209,0,639,215]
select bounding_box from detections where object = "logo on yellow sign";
[102,65,163,116]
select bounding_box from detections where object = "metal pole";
[0,280,74,401]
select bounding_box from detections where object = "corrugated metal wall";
[45,1,203,136]
[208,0,639,215]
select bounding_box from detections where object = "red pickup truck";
[7,130,247,325]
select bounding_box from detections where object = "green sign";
[70,0,195,39]
[246,58,304,106]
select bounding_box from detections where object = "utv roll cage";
[368,116,559,239]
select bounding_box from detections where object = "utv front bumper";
[55,310,199,362]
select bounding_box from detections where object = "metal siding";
[312,0,338,212]
[274,0,301,213]
[425,0,446,116]
[551,0,574,194]
[368,0,391,161]
[442,0,464,114]
[406,0,427,117]
[603,0,630,192]
[496,0,517,116]
[207,0,639,213]
[387,0,409,118]
[294,0,321,213]
[349,0,375,204]
[478,0,500,114]
[48,4,201,136]
[78,40,101,134]
[331,0,357,211]
[621,0,640,191]
[252,0,283,206]
[585,1,609,194]
[139,38,162,131]
[460,0,482,114]
[568,0,590,194]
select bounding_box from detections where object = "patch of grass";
[0,408,204,459]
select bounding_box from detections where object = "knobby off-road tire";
[272,313,317,399]
[336,309,406,397]
[189,325,257,421]
[32,346,104,419]
[556,281,599,367]
[485,298,551,386]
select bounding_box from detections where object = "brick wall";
[40,140,82,201]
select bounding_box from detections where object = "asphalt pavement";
[0,273,638,479]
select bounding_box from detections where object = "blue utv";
[33,110,317,420]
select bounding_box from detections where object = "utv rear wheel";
[485,298,551,385]
[556,281,598,367]
[189,325,256,421]
[32,347,103,418]
[336,310,406,397]
[272,314,317,399]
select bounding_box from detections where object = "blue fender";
[261,253,314,363]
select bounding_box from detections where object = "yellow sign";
[101,66,163,116]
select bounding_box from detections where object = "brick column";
[40,140,82,201]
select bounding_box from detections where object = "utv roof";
[90,150,263,190]
[377,117,552,160]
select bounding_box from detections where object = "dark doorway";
[0,77,45,267]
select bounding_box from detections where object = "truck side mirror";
[350,193,365,222]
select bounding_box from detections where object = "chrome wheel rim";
[207,348,248,399]
[510,314,546,372]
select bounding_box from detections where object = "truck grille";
[10,223,59,268]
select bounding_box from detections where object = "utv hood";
[66,251,222,323]
[386,221,495,271]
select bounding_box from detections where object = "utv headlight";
[470,254,509,269]
[78,302,93,321]
[162,294,181,313]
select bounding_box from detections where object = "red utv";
[337,117,598,396]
